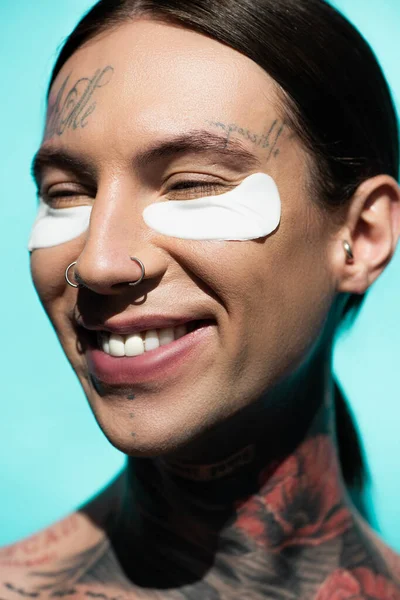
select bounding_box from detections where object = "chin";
[88,396,212,459]
[100,425,202,459]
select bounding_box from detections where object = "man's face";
[30,19,337,459]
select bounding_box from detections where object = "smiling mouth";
[81,320,212,358]
[83,319,215,386]
[98,321,204,357]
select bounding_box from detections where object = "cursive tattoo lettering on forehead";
[44,66,114,140]
[206,119,285,160]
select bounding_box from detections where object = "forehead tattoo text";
[45,66,114,139]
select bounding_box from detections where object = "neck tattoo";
[162,444,256,481]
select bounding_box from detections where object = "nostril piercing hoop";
[65,257,145,288]
[65,262,82,288]
[129,257,146,286]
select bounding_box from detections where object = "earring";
[343,240,354,261]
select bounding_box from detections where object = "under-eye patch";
[28,200,92,251]
[143,172,281,241]
[27,172,280,250]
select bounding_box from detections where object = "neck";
[108,339,356,593]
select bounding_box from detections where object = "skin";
[2,18,400,599]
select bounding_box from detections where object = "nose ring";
[65,258,145,288]
[65,262,82,288]
[129,257,145,286]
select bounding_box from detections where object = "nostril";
[69,260,144,293]
[74,268,86,288]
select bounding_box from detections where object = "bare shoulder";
[0,471,126,596]
[0,512,108,593]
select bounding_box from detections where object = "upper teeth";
[98,325,188,357]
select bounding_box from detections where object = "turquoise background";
[0,1,399,549]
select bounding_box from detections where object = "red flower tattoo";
[235,435,351,551]
[315,567,400,600]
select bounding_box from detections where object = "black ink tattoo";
[45,66,114,139]
[4,583,39,597]
[22,540,111,592]
[5,433,399,598]
[129,413,135,419]
[84,592,123,600]
[126,395,135,401]
[164,445,255,481]
[21,540,133,592]
[207,119,284,159]
[49,590,77,598]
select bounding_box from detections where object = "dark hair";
[47,0,399,494]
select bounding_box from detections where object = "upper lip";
[76,314,207,336]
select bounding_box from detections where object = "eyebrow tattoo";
[31,130,261,190]
[44,65,114,140]
[207,119,285,160]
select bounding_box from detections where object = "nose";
[73,182,168,295]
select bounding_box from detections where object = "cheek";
[30,241,81,318]
[31,252,62,309]
[248,228,334,376]
[187,216,333,378]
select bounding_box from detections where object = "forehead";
[47,19,280,144]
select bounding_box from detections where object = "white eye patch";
[143,172,281,241]
[27,172,281,250]
[28,199,92,251]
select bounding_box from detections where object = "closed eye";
[40,184,95,208]
[166,181,234,200]
[40,180,234,207]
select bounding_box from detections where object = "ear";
[330,175,400,295]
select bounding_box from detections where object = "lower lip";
[86,325,214,386]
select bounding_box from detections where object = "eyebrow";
[134,130,262,170]
[31,129,261,189]
[31,148,97,190]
